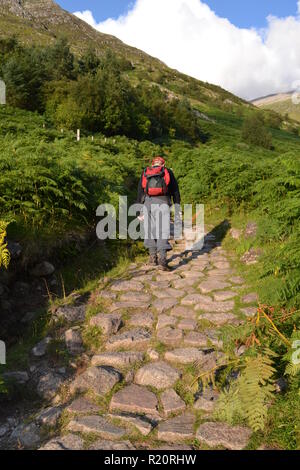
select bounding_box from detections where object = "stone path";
[2,232,259,450]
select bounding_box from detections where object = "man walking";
[137,156,181,270]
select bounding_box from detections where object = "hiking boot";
[158,254,170,271]
[148,253,158,266]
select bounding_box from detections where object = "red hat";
[152,156,165,167]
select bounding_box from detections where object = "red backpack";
[142,166,171,197]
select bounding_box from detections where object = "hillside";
[253,92,300,123]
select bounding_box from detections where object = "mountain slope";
[252,92,300,123]
[0,0,248,109]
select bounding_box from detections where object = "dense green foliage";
[241,113,273,149]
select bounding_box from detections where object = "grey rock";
[7,241,22,259]
[0,425,9,438]
[199,280,231,293]
[213,291,237,301]
[156,314,177,330]
[39,434,84,450]
[65,328,84,355]
[178,319,197,330]
[110,301,150,311]
[157,414,195,441]
[110,384,159,416]
[70,366,121,397]
[119,291,151,302]
[89,312,123,335]
[147,349,160,361]
[32,337,51,357]
[157,327,184,346]
[108,413,153,436]
[36,406,62,427]
[165,348,204,364]
[55,304,86,323]
[36,371,64,400]
[195,298,235,313]
[241,248,261,265]
[9,423,40,449]
[230,228,242,240]
[67,415,125,439]
[66,397,100,414]
[91,351,144,368]
[161,389,186,416]
[196,422,252,450]
[128,312,154,328]
[135,362,181,390]
[245,222,258,239]
[194,388,220,412]
[181,293,207,306]
[152,298,178,313]
[200,313,237,325]
[2,371,29,384]
[89,439,135,450]
[184,331,210,347]
[153,288,185,299]
[111,280,144,292]
[30,261,55,277]
[106,328,151,351]
[170,306,196,319]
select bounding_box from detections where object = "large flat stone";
[119,292,151,303]
[65,328,84,356]
[156,314,177,330]
[196,422,252,450]
[173,278,197,289]
[89,313,123,335]
[161,389,186,416]
[110,384,159,416]
[108,413,153,436]
[194,389,220,413]
[110,301,150,311]
[69,366,121,397]
[194,298,235,313]
[170,306,196,319]
[89,440,135,450]
[36,371,64,400]
[55,305,86,323]
[184,332,210,347]
[181,294,208,306]
[67,415,125,440]
[36,406,62,427]
[157,327,184,346]
[135,362,180,390]
[91,352,144,368]
[106,328,151,351]
[128,312,154,328]
[178,319,197,331]
[39,434,84,450]
[66,397,100,415]
[199,280,231,293]
[152,298,178,313]
[165,348,204,364]
[111,280,144,292]
[199,313,237,325]
[157,414,195,441]
[153,288,185,299]
[213,291,237,301]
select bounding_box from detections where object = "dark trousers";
[143,196,172,259]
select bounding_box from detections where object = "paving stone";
[178,319,197,330]
[156,273,181,282]
[106,328,151,351]
[156,314,177,330]
[67,415,125,440]
[194,389,220,412]
[241,307,257,317]
[184,331,210,347]
[66,397,100,415]
[147,349,160,361]
[89,440,135,450]
[69,366,121,397]
[170,306,196,319]
[100,291,117,300]
[135,361,181,389]
[199,351,225,372]
[120,292,151,303]
[157,414,195,441]
[91,351,144,368]
[9,423,41,449]
[148,281,170,290]
[213,291,237,301]
[36,371,64,400]
[230,276,245,285]
[161,389,186,416]
[89,312,123,335]
[156,326,183,346]
[55,305,86,323]
[173,278,197,289]
[32,337,51,357]
[39,434,84,450]
[241,248,261,265]
[199,280,231,293]
[165,348,204,364]
[108,413,153,436]
[36,406,62,426]
[194,298,235,313]
[154,445,193,450]
[153,288,185,299]
[181,271,204,280]
[128,312,154,328]
[110,301,150,312]
[65,328,84,355]
[213,261,231,270]
[111,280,144,292]
[199,313,237,325]
[152,298,178,313]
[196,422,252,450]
[242,293,258,304]
[181,293,209,306]
[110,384,159,416]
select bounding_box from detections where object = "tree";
[242,114,273,149]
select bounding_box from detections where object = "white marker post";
[77,129,80,142]
[0,79,6,105]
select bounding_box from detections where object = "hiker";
[137,156,181,270]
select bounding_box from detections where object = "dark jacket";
[137,167,181,205]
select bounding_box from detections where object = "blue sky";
[57,0,299,28]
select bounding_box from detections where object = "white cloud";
[74,0,300,100]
